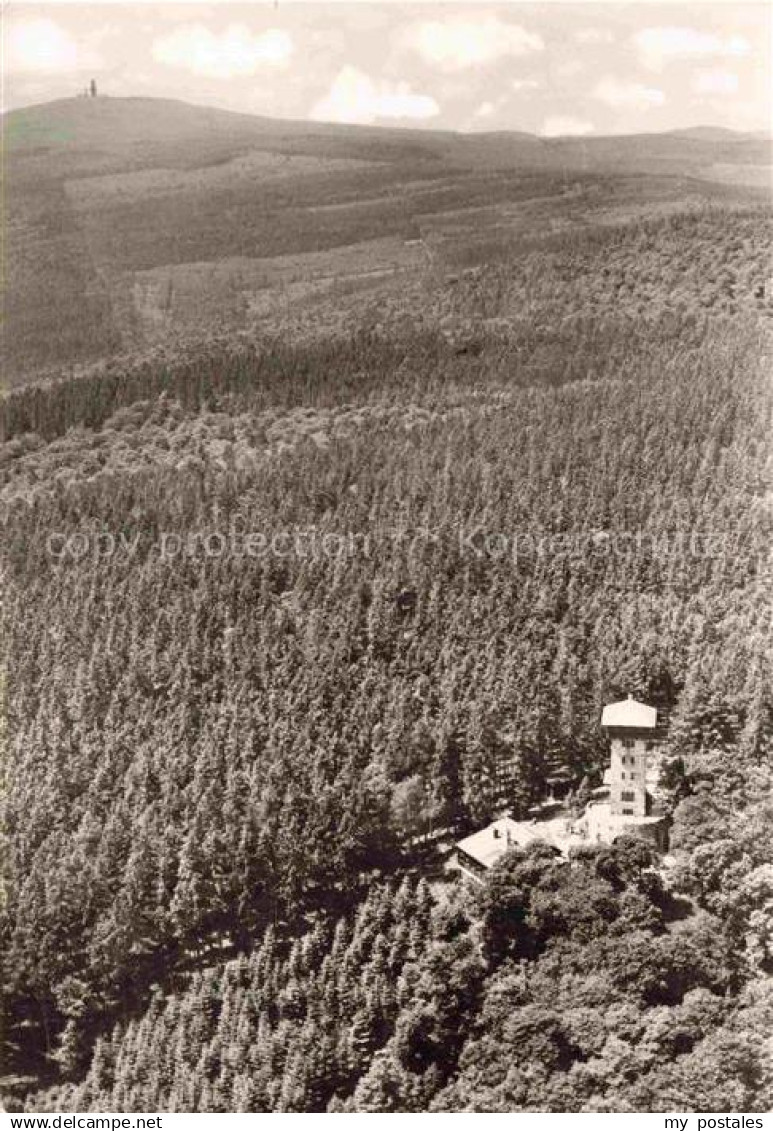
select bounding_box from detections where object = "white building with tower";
[453,694,669,882]
[601,694,657,818]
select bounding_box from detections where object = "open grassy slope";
[3,97,771,385]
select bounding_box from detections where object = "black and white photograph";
[1,0,772,1117]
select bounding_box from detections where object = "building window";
[621,738,634,749]
[621,790,635,801]
[622,808,634,815]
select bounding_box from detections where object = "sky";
[4,1,771,135]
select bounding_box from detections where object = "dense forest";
[2,200,772,1111]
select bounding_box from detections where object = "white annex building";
[454,695,669,882]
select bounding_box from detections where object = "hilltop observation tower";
[586,693,669,848]
[453,692,669,882]
[601,695,658,818]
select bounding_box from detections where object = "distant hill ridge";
[4,94,770,386]
[5,95,771,173]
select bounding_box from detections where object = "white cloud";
[401,17,543,72]
[152,24,293,79]
[576,29,615,46]
[634,26,750,70]
[692,68,740,96]
[540,116,595,138]
[7,17,96,73]
[511,78,539,92]
[555,59,584,81]
[311,66,439,125]
[475,100,496,119]
[593,77,666,110]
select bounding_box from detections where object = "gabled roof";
[601,696,657,729]
[456,814,583,867]
[455,818,522,869]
